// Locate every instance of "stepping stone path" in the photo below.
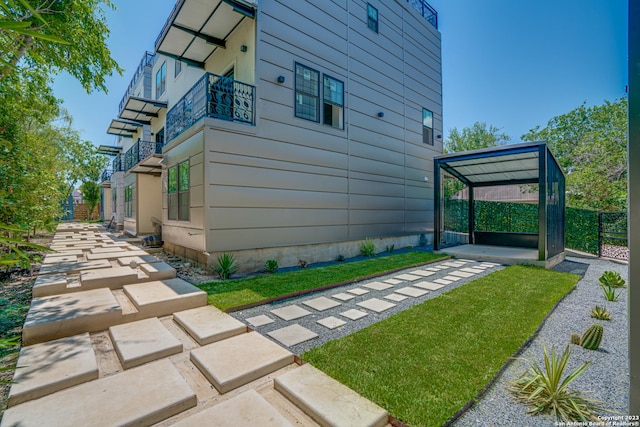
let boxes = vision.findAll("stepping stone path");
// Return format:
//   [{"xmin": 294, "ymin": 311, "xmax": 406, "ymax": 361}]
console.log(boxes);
[{"xmin": 4, "ymin": 223, "xmax": 394, "ymax": 426}]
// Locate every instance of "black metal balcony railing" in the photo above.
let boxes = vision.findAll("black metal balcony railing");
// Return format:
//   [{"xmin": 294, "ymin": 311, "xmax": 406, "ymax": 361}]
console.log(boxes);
[
  {"xmin": 166, "ymin": 72, "xmax": 255, "ymax": 142},
  {"xmin": 407, "ymin": 0, "xmax": 438, "ymax": 29},
  {"xmin": 100, "ymin": 169, "xmax": 113, "ymax": 183},
  {"xmin": 118, "ymin": 52, "xmax": 156, "ymax": 113},
  {"xmin": 124, "ymin": 140, "xmax": 164, "ymax": 171},
  {"xmin": 112, "ymin": 154, "xmax": 124, "ymax": 173}
]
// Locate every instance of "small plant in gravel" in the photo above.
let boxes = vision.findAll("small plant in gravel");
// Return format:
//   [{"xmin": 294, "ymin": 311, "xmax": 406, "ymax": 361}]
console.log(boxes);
[
  {"xmin": 385, "ymin": 244, "xmax": 395, "ymax": 253},
  {"xmin": 264, "ymin": 259, "xmax": 278, "ymax": 274},
  {"xmin": 359, "ymin": 239, "xmax": 376, "ymax": 257},
  {"xmin": 590, "ymin": 306, "xmax": 611, "ymax": 321},
  {"xmin": 569, "ymin": 333, "xmax": 581, "ymax": 346},
  {"xmin": 580, "ymin": 324, "xmax": 604, "ymax": 350},
  {"xmin": 599, "ymin": 270, "xmax": 625, "ymax": 288},
  {"xmin": 509, "ymin": 345, "xmax": 605, "ymax": 421},
  {"xmin": 298, "ymin": 259, "xmax": 308, "ymax": 269},
  {"xmin": 212, "ymin": 253, "xmax": 239, "ymax": 280},
  {"xmin": 600, "ymin": 284, "xmax": 620, "ymax": 302},
  {"xmin": 335, "ymin": 254, "xmax": 345, "ymax": 262}
]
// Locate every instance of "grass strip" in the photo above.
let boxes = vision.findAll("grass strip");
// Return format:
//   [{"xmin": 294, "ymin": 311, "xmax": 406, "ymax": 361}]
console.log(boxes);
[
  {"xmin": 302, "ymin": 265, "xmax": 579, "ymax": 427},
  {"xmin": 199, "ymin": 251, "xmax": 445, "ymax": 311}
]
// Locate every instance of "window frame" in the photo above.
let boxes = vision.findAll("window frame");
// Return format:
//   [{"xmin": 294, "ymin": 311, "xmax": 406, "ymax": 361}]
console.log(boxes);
[
  {"xmin": 322, "ymin": 74, "xmax": 344, "ymax": 129},
  {"xmin": 367, "ymin": 3, "xmax": 379, "ymax": 33},
  {"xmin": 167, "ymin": 160, "xmax": 190, "ymax": 221},
  {"xmin": 174, "ymin": 60, "xmax": 182, "ymax": 78},
  {"xmin": 294, "ymin": 62, "xmax": 320, "ymax": 123},
  {"xmin": 124, "ymin": 185, "xmax": 133, "ymax": 218},
  {"xmin": 422, "ymin": 108, "xmax": 434, "ymax": 145},
  {"xmin": 156, "ymin": 61, "xmax": 166, "ymax": 98}
]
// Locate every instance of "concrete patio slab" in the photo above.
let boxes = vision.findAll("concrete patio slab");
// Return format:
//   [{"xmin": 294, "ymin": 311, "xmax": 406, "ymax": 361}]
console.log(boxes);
[
  {"xmin": 140, "ymin": 261, "xmax": 176, "ymax": 280},
  {"xmin": 442, "ymin": 275, "xmax": 462, "ymax": 281},
  {"xmin": 109, "ymin": 317, "xmax": 182, "ymax": 369},
  {"xmin": 7, "ymin": 333, "xmax": 98, "ymax": 406},
  {"xmin": 347, "ymin": 288, "xmax": 369, "ymax": 296},
  {"xmin": 410, "ymin": 269, "xmax": 436, "ymax": 277},
  {"xmin": 37, "ymin": 260, "xmax": 111, "ymax": 275},
  {"xmin": 270, "ymin": 305, "xmax": 312, "ymax": 321},
  {"xmin": 79, "ymin": 266, "xmax": 139, "ymax": 290},
  {"xmin": 173, "ymin": 306, "xmax": 246, "ymax": 346},
  {"xmin": 317, "ymin": 316, "xmax": 347, "ymax": 329},
  {"xmin": 357, "ymin": 298, "xmax": 396, "ymax": 313},
  {"xmin": 394, "ymin": 287, "xmax": 429, "ymax": 297},
  {"xmin": 460, "ymin": 267, "xmax": 484, "ymax": 274},
  {"xmin": 245, "ymin": 314, "xmax": 275, "ymax": 327},
  {"xmin": 42, "ymin": 255, "xmax": 78, "ymax": 265},
  {"xmin": 413, "ymin": 281, "xmax": 445, "ymax": 291},
  {"xmin": 384, "ymin": 293, "xmax": 408, "ymax": 302},
  {"xmin": 448, "ymin": 270, "xmax": 475, "ymax": 278},
  {"xmin": 302, "ymin": 296, "xmax": 341, "ymax": 312},
  {"xmin": 363, "ymin": 281, "xmax": 393, "ymax": 291},
  {"xmin": 49, "ymin": 249, "xmax": 84, "ymax": 256},
  {"xmin": 171, "ymin": 389, "xmax": 294, "ymax": 427},
  {"xmin": 22, "ymin": 288, "xmax": 122, "ymax": 346},
  {"xmin": 331, "ymin": 292, "xmax": 356, "ymax": 301},
  {"xmin": 123, "ymin": 278, "xmax": 207, "ymax": 318},
  {"xmin": 190, "ymin": 332, "xmax": 294, "ymax": 394},
  {"xmin": 433, "ymin": 278, "xmax": 453, "ymax": 285},
  {"xmin": 116, "ymin": 256, "xmax": 149, "ymax": 267},
  {"xmin": 274, "ymin": 363, "xmax": 388, "ymax": 427},
  {"xmin": 268, "ymin": 324, "xmax": 318, "ymax": 347},
  {"xmin": 85, "ymin": 250, "xmax": 148, "ymax": 261},
  {"xmin": 339, "ymin": 309, "xmax": 368, "ymax": 320},
  {"xmin": 89, "ymin": 246, "xmax": 128, "ymax": 254},
  {"xmin": 32, "ymin": 273, "xmax": 68, "ymax": 297},
  {"xmin": 0, "ymin": 360, "xmax": 196, "ymax": 427},
  {"xmin": 442, "ymin": 262, "xmax": 466, "ymax": 268},
  {"xmin": 394, "ymin": 273, "xmax": 422, "ymax": 281},
  {"xmin": 383, "ymin": 279, "xmax": 402, "ymax": 285}
]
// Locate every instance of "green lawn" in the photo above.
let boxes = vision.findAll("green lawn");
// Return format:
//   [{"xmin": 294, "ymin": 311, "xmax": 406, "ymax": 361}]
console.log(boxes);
[
  {"xmin": 199, "ymin": 251, "xmax": 446, "ymax": 311},
  {"xmin": 303, "ymin": 265, "xmax": 579, "ymax": 427}
]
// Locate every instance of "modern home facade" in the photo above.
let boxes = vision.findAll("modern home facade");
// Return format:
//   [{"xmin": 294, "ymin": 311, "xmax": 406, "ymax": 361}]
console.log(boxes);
[{"xmin": 101, "ymin": 0, "xmax": 443, "ymax": 271}]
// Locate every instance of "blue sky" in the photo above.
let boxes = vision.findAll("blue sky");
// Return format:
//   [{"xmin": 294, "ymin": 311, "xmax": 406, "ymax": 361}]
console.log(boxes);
[{"xmin": 52, "ymin": 0, "xmax": 628, "ymax": 147}]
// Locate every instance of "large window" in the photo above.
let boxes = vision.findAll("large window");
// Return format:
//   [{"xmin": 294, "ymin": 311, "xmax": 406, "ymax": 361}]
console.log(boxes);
[
  {"xmin": 367, "ymin": 4, "xmax": 378, "ymax": 33},
  {"xmin": 124, "ymin": 185, "xmax": 133, "ymax": 218},
  {"xmin": 156, "ymin": 61, "xmax": 166, "ymax": 98},
  {"xmin": 422, "ymin": 108, "xmax": 434, "ymax": 145},
  {"xmin": 295, "ymin": 63, "xmax": 320, "ymax": 122},
  {"xmin": 323, "ymin": 75, "xmax": 344, "ymax": 129},
  {"xmin": 168, "ymin": 160, "xmax": 189, "ymax": 221}
]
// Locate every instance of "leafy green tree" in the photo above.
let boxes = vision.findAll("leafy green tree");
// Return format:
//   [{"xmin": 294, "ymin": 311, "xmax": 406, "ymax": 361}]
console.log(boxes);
[
  {"xmin": 444, "ymin": 122, "xmax": 511, "ymax": 154},
  {"xmin": 522, "ymin": 98, "xmax": 627, "ymax": 211}
]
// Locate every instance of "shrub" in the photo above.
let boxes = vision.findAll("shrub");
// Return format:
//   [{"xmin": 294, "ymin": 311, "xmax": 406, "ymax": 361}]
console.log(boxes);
[
  {"xmin": 509, "ymin": 345, "xmax": 604, "ymax": 421},
  {"xmin": 298, "ymin": 259, "xmax": 308, "ymax": 269},
  {"xmin": 599, "ymin": 271, "xmax": 625, "ymax": 288},
  {"xmin": 386, "ymin": 244, "xmax": 395, "ymax": 253},
  {"xmin": 212, "ymin": 253, "xmax": 239, "ymax": 280},
  {"xmin": 335, "ymin": 254, "xmax": 345, "ymax": 262},
  {"xmin": 581, "ymin": 324, "xmax": 604, "ymax": 350},
  {"xmin": 600, "ymin": 284, "xmax": 620, "ymax": 302},
  {"xmin": 359, "ymin": 239, "xmax": 376, "ymax": 257},
  {"xmin": 264, "ymin": 259, "xmax": 278, "ymax": 274},
  {"xmin": 590, "ymin": 306, "xmax": 611, "ymax": 321},
  {"xmin": 569, "ymin": 333, "xmax": 581, "ymax": 346}
]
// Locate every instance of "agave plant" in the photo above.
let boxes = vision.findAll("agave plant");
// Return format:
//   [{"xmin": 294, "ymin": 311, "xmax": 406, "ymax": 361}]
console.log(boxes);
[
  {"xmin": 264, "ymin": 259, "xmax": 278, "ymax": 274},
  {"xmin": 212, "ymin": 253, "xmax": 239, "ymax": 280},
  {"xmin": 599, "ymin": 271, "xmax": 625, "ymax": 288},
  {"xmin": 600, "ymin": 284, "xmax": 620, "ymax": 302},
  {"xmin": 509, "ymin": 345, "xmax": 606, "ymax": 421},
  {"xmin": 590, "ymin": 306, "xmax": 611, "ymax": 321}
]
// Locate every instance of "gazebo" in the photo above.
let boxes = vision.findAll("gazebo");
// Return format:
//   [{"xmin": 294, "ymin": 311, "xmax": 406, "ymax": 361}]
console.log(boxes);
[{"xmin": 433, "ymin": 141, "xmax": 566, "ymax": 267}]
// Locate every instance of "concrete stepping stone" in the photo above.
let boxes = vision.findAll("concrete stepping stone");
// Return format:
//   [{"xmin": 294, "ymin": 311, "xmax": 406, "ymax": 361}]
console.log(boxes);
[
  {"xmin": 460, "ymin": 267, "xmax": 484, "ymax": 274},
  {"xmin": 172, "ymin": 389, "xmax": 293, "ymax": 427},
  {"xmin": 357, "ymin": 298, "xmax": 395, "ymax": 313},
  {"xmin": 347, "ymin": 288, "xmax": 369, "ymax": 295},
  {"xmin": 275, "ymin": 363, "xmax": 388, "ymax": 427},
  {"xmin": 38, "ymin": 260, "xmax": 111, "ymax": 275},
  {"xmin": 268, "ymin": 324, "xmax": 318, "ymax": 347},
  {"xmin": 340, "ymin": 309, "xmax": 368, "ymax": 320},
  {"xmin": 23, "ymin": 288, "xmax": 122, "ymax": 346},
  {"xmin": 117, "ymin": 255, "xmax": 160, "ymax": 266},
  {"xmin": 363, "ymin": 281, "xmax": 393, "ymax": 291},
  {"xmin": 32, "ymin": 274, "xmax": 68, "ymax": 297},
  {"xmin": 302, "ymin": 296, "xmax": 341, "ymax": 311},
  {"xmin": 7, "ymin": 333, "xmax": 98, "ymax": 406},
  {"xmin": 190, "ymin": 332, "xmax": 294, "ymax": 394},
  {"xmin": 394, "ymin": 273, "xmax": 422, "ymax": 281},
  {"xmin": 449, "ymin": 270, "xmax": 475, "ymax": 278},
  {"xmin": 0, "ymin": 360, "xmax": 196, "ymax": 427},
  {"xmin": 80, "ymin": 266, "xmax": 139, "ymax": 290},
  {"xmin": 384, "ymin": 293, "xmax": 408, "ymax": 302},
  {"xmin": 86, "ymin": 250, "xmax": 148, "ymax": 261},
  {"xmin": 480, "ymin": 263, "xmax": 499, "ymax": 267},
  {"xmin": 173, "ymin": 306, "xmax": 246, "ymax": 345},
  {"xmin": 42, "ymin": 255, "xmax": 78, "ymax": 265},
  {"xmin": 270, "ymin": 305, "xmax": 312, "ymax": 321},
  {"xmin": 434, "ymin": 278, "xmax": 453, "ymax": 285},
  {"xmin": 123, "ymin": 278, "xmax": 207, "ymax": 319},
  {"xmin": 246, "ymin": 314, "xmax": 275, "ymax": 327},
  {"xmin": 49, "ymin": 249, "xmax": 84, "ymax": 256},
  {"xmin": 140, "ymin": 261, "xmax": 176, "ymax": 281},
  {"xmin": 410, "ymin": 270, "xmax": 435, "ymax": 277},
  {"xmin": 413, "ymin": 281, "xmax": 445, "ymax": 291},
  {"xmin": 424, "ymin": 267, "xmax": 441, "ymax": 272},
  {"xmin": 89, "ymin": 246, "xmax": 128, "ymax": 254},
  {"xmin": 395, "ymin": 287, "xmax": 428, "ymax": 298},
  {"xmin": 383, "ymin": 278, "xmax": 402, "ymax": 285},
  {"xmin": 331, "ymin": 292, "xmax": 356, "ymax": 301},
  {"xmin": 109, "ymin": 317, "xmax": 182, "ymax": 369},
  {"xmin": 442, "ymin": 262, "xmax": 465, "ymax": 267},
  {"xmin": 317, "ymin": 316, "xmax": 346, "ymax": 329},
  {"xmin": 442, "ymin": 275, "xmax": 462, "ymax": 281}
]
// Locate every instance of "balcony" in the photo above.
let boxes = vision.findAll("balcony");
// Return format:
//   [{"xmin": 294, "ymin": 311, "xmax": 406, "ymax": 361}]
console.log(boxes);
[
  {"xmin": 118, "ymin": 52, "xmax": 156, "ymax": 113},
  {"xmin": 112, "ymin": 154, "xmax": 124, "ymax": 172},
  {"xmin": 124, "ymin": 140, "xmax": 164, "ymax": 174},
  {"xmin": 100, "ymin": 169, "xmax": 113, "ymax": 187},
  {"xmin": 406, "ymin": 0, "xmax": 438, "ymax": 29},
  {"xmin": 166, "ymin": 72, "xmax": 255, "ymax": 142}
]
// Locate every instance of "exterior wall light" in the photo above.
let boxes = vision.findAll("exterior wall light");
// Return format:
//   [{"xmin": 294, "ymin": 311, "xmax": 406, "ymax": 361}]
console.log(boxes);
[
  {"xmin": 277, "ymin": 76, "xmax": 285, "ymax": 83},
  {"xmin": 377, "ymin": 112, "xmax": 384, "ymax": 118},
  {"xmin": 240, "ymin": 44, "xmax": 248, "ymax": 52}
]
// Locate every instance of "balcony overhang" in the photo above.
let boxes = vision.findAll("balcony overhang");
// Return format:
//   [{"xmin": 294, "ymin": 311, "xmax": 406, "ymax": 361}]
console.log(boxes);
[
  {"xmin": 119, "ymin": 96, "xmax": 167, "ymax": 125},
  {"xmin": 130, "ymin": 155, "xmax": 163, "ymax": 175},
  {"xmin": 155, "ymin": 0, "xmax": 256, "ymax": 68},
  {"xmin": 107, "ymin": 119, "xmax": 142, "ymax": 137},
  {"xmin": 96, "ymin": 145, "xmax": 122, "ymax": 156}
]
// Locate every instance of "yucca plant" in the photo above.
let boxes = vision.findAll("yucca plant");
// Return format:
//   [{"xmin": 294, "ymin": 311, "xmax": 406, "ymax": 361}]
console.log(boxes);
[
  {"xmin": 509, "ymin": 345, "xmax": 605, "ymax": 421},
  {"xmin": 359, "ymin": 239, "xmax": 376, "ymax": 257},
  {"xmin": 590, "ymin": 306, "xmax": 611, "ymax": 321},
  {"xmin": 600, "ymin": 284, "xmax": 620, "ymax": 302},
  {"xmin": 599, "ymin": 271, "xmax": 625, "ymax": 288},
  {"xmin": 212, "ymin": 253, "xmax": 239, "ymax": 280}
]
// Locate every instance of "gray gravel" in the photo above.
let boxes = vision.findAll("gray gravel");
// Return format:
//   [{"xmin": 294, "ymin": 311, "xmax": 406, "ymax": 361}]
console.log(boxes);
[{"xmin": 453, "ymin": 257, "xmax": 629, "ymax": 426}]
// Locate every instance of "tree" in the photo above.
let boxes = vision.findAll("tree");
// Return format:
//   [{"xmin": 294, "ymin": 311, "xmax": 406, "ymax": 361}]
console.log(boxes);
[
  {"xmin": 522, "ymin": 98, "xmax": 627, "ymax": 211},
  {"xmin": 444, "ymin": 122, "xmax": 511, "ymax": 154}
]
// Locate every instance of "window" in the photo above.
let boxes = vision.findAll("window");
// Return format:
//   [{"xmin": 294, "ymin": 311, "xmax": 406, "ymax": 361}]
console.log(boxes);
[
  {"xmin": 168, "ymin": 160, "xmax": 189, "ymax": 221},
  {"xmin": 323, "ymin": 75, "xmax": 344, "ymax": 129},
  {"xmin": 174, "ymin": 60, "xmax": 182, "ymax": 77},
  {"xmin": 124, "ymin": 185, "xmax": 133, "ymax": 218},
  {"xmin": 155, "ymin": 128, "xmax": 165, "ymax": 146},
  {"xmin": 156, "ymin": 61, "xmax": 166, "ymax": 98},
  {"xmin": 295, "ymin": 63, "xmax": 320, "ymax": 122},
  {"xmin": 422, "ymin": 108, "xmax": 434, "ymax": 145},
  {"xmin": 367, "ymin": 4, "xmax": 378, "ymax": 33}
]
